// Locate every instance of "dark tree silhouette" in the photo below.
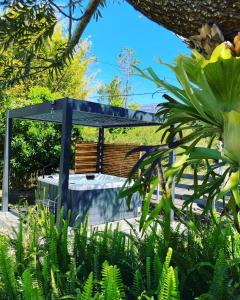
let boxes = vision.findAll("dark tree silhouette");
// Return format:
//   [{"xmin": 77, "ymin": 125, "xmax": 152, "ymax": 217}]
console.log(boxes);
[{"xmin": 127, "ymin": 0, "xmax": 240, "ymax": 41}]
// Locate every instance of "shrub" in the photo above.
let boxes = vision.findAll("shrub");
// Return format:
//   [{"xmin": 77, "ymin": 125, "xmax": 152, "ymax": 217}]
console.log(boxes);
[
  {"xmin": 0, "ymin": 207, "xmax": 180, "ymax": 299},
  {"xmin": 0, "ymin": 206, "xmax": 240, "ymax": 299}
]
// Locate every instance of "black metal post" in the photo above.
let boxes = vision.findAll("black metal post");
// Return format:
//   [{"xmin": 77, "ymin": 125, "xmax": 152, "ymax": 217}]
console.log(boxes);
[
  {"xmin": 2, "ymin": 111, "xmax": 13, "ymax": 212},
  {"xmin": 97, "ymin": 127, "xmax": 104, "ymax": 173},
  {"xmin": 168, "ymin": 125, "xmax": 176, "ymax": 220},
  {"xmin": 56, "ymin": 100, "xmax": 73, "ymax": 227}
]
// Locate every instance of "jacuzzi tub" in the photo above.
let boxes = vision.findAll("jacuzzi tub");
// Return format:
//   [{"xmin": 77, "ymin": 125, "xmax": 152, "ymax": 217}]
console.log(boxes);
[{"xmin": 37, "ymin": 173, "xmax": 141, "ymax": 225}]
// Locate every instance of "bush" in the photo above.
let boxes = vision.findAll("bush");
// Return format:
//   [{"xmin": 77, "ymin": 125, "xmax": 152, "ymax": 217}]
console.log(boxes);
[
  {"xmin": 0, "ymin": 207, "xmax": 180, "ymax": 299},
  {"xmin": 0, "ymin": 207, "xmax": 240, "ymax": 299}
]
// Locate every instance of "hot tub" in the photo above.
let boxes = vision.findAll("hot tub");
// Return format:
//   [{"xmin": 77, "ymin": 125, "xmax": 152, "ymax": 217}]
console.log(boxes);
[{"xmin": 37, "ymin": 173, "xmax": 141, "ymax": 225}]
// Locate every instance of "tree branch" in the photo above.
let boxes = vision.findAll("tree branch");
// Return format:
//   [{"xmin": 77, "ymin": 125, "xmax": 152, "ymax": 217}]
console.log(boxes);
[
  {"xmin": 49, "ymin": 0, "xmax": 84, "ymax": 21},
  {"xmin": 68, "ymin": 0, "xmax": 73, "ymax": 41},
  {"xmin": 64, "ymin": 0, "xmax": 102, "ymax": 58}
]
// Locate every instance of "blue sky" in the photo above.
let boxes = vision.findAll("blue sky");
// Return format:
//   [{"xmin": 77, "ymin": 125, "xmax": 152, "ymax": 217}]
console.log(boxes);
[{"xmin": 83, "ymin": 1, "xmax": 190, "ymax": 105}]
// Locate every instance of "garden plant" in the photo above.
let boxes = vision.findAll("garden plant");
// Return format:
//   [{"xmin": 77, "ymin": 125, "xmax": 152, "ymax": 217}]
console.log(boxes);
[
  {"xmin": 122, "ymin": 40, "xmax": 240, "ymax": 234},
  {"xmin": 2, "ymin": 1, "xmax": 240, "ymax": 300},
  {"xmin": 0, "ymin": 206, "xmax": 240, "ymax": 299}
]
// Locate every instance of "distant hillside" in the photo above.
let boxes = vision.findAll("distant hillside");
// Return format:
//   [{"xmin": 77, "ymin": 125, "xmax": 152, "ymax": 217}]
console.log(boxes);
[{"xmin": 139, "ymin": 104, "xmax": 158, "ymax": 113}]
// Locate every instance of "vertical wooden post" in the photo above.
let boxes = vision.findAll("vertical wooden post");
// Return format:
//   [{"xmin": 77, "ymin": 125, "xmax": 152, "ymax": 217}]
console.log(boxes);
[
  {"xmin": 97, "ymin": 127, "xmax": 104, "ymax": 173},
  {"xmin": 56, "ymin": 100, "xmax": 73, "ymax": 227},
  {"xmin": 2, "ymin": 111, "xmax": 13, "ymax": 212}
]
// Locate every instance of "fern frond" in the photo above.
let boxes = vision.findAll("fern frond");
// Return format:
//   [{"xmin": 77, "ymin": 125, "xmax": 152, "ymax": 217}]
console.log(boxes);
[
  {"xmin": 22, "ymin": 268, "xmax": 44, "ymax": 300},
  {"xmin": 42, "ymin": 255, "xmax": 50, "ymax": 297},
  {"xmin": 208, "ymin": 249, "xmax": 228, "ymax": 298},
  {"xmin": 132, "ymin": 269, "xmax": 143, "ymax": 297},
  {"xmin": 22, "ymin": 268, "xmax": 33, "ymax": 300},
  {"xmin": 158, "ymin": 248, "xmax": 173, "ymax": 294},
  {"xmin": 50, "ymin": 269, "xmax": 60, "ymax": 299},
  {"xmin": 49, "ymin": 232, "xmax": 58, "ymax": 268},
  {"xmin": 0, "ymin": 242, "xmax": 18, "ymax": 299},
  {"xmin": 81, "ymin": 272, "xmax": 93, "ymax": 300},
  {"xmin": 101, "ymin": 261, "xmax": 124, "ymax": 300},
  {"xmin": 146, "ymin": 256, "xmax": 151, "ymax": 292},
  {"xmin": 158, "ymin": 266, "xmax": 180, "ymax": 300},
  {"xmin": 170, "ymin": 268, "xmax": 180, "ymax": 300}
]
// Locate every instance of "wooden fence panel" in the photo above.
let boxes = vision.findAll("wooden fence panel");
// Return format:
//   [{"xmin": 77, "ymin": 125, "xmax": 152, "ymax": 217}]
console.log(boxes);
[
  {"xmin": 75, "ymin": 143, "xmax": 98, "ymax": 174},
  {"xmin": 103, "ymin": 144, "xmax": 140, "ymax": 178},
  {"xmin": 75, "ymin": 143, "xmax": 140, "ymax": 177}
]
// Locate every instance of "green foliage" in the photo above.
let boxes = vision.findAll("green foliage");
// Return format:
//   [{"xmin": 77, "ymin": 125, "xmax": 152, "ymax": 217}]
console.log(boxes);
[
  {"xmin": 158, "ymin": 248, "xmax": 180, "ymax": 300},
  {"xmin": 98, "ymin": 76, "xmax": 125, "ymax": 107},
  {"xmin": 0, "ymin": 1, "xmax": 104, "ymax": 86},
  {"xmin": 101, "ymin": 261, "xmax": 125, "ymax": 299},
  {"xmin": 0, "ymin": 87, "xmax": 62, "ymax": 187},
  {"xmin": 15, "ymin": 220, "xmax": 24, "ymax": 275},
  {"xmin": 124, "ymin": 44, "xmax": 240, "ymax": 232},
  {"xmin": 98, "ymin": 74, "xmax": 139, "ymax": 139},
  {"xmin": 104, "ymin": 126, "xmax": 163, "ymax": 145},
  {"xmin": 208, "ymin": 250, "xmax": 228, "ymax": 299},
  {"xmin": 0, "ymin": 239, "xmax": 18, "ymax": 299},
  {"xmin": 22, "ymin": 268, "xmax": 44, "ymax": 300},
  {"xmin": 28, "ymin": 86, "xmax": 61, "ymax": 104},
  {"xmin": 81, "ymin": 272, "xmax": 93, "ymax": 300},
  {"xmin": 0, "ymin": 206, "xmax": 239, "ymax": 299},
  {"xmin": 0, "ymin": 27, "xmax": 97, "ymax": 188}
]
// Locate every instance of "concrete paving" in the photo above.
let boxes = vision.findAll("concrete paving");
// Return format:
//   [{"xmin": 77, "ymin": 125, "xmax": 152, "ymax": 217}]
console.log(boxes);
[{"xmin": 0, "ymin": 212, "xmax": 19, "ymax": 236}]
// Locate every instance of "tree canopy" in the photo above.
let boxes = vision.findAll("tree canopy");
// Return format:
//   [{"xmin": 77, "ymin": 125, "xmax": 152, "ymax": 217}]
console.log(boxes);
[
  {"xmin": 0, "ymin": 28, "xmax": 96, "ymax": 186},
  {"xmin": 1, "ymin": 0, "xmax": 239, "ymax": 85}
]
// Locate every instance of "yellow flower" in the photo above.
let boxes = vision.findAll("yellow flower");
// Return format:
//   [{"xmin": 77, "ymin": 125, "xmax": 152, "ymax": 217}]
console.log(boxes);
[{"xmin": 192, "ymin": 43, "xmax": 233, "ymax": 67}]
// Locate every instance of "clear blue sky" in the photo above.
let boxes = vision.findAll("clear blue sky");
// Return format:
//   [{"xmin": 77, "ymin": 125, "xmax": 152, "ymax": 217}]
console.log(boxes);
[{"xmin": 83, "ymin": 1, "xmax": 190, "ymax": 105}]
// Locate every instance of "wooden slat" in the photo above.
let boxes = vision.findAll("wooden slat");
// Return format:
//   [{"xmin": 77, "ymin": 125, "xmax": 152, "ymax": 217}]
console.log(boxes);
[
  {"xmin": 75, "ymin": 157, "xmax": 96, "ymax": 161},
  {"xmin": 76, "ymin": 155, "xmax": 96, "ymax": 160},
  {"xmin": 76, "ymin": 143, "xmax": 97, "ymax": 146},
  {"xmin": 76, "ymin": 150, "xmax": 97, "ymax": 154},
  {"xmin": 75, "ymin": 168, "xmax": 97, "ymax": 172},
  {"xmin": 75, "ymin": 162, "xmax": 97, "ymax": 166}
]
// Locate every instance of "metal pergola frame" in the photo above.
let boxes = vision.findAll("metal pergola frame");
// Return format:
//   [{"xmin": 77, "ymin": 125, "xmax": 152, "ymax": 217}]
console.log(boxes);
[{"xmin": 2, "ymin": 98, "xmax": 162, "ymax": 225}]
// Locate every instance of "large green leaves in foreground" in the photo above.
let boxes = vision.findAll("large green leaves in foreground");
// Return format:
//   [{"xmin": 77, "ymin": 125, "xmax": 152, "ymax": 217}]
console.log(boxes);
[{"xmin": 124, "ymin": 43, "xmax": 240, "ymax": 231}]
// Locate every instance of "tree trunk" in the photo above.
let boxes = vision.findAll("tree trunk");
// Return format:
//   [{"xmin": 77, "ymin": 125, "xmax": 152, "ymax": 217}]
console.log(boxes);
[{"xmin": 127, "ymin": 0, "xmax": 240, "ymax": 41}]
